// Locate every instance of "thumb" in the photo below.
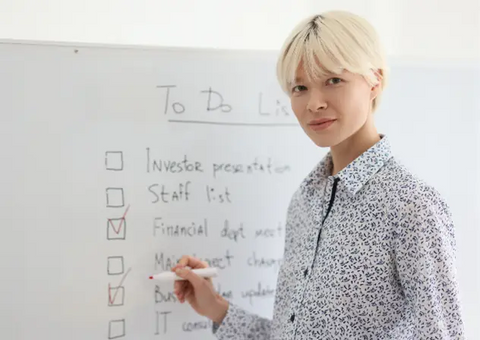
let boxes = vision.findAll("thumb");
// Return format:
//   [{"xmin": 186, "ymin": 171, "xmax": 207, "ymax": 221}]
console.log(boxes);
[{"xmin": 176, "ymin": 268, "xmax": 204, "ymax": 289}]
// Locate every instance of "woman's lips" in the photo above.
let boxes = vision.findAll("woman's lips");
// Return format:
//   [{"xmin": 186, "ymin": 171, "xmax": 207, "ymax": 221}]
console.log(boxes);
[{"xmin": 309, "ymin": 119, "xmax": 336, "ymax": 131}]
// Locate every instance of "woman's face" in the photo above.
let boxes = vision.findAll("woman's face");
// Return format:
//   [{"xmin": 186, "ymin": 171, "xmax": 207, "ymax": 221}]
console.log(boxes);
[{"xmin": 289, "ymin": 65, "xmax": 380, "ymax": 148}]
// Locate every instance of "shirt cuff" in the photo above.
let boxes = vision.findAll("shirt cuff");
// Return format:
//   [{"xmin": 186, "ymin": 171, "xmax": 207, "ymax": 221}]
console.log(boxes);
[{"xmin": 212, "ymin": 302, "xmax": 243, "ymax": 338}]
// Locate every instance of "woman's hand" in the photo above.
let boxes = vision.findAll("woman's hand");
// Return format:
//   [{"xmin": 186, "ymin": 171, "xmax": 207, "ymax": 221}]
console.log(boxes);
[{"xmin": 171, "ymin": 255, "xmax": 229, "ymax": 324}]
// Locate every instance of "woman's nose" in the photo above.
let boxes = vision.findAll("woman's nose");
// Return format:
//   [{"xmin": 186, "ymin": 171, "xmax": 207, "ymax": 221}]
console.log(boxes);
[{"xmin": 307, "ymin": 92, "xmax": 327, "ymax": 112}]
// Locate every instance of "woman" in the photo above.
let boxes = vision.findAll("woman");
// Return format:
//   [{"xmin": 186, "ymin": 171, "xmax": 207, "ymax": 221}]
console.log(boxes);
[{"xmin": 172, "ymin": 10, "xmax": 465, "ymax": 339}]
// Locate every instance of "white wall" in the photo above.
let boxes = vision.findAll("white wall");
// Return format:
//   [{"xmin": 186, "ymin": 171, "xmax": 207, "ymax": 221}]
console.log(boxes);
[
  {"xmin": 0, "ymin": 0, "xmax": 310, "ymax": 50},
  {"xmin": 1, "ymin": 0, "xmax": 479, "ymax": 60},
  {"xmin": 309, "ymin": 0, "xmax": 480, "ymax": 61}
]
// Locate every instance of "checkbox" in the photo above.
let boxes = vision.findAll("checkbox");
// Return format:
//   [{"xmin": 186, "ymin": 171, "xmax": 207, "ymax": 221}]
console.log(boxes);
[
  {"xmin": 107, "ymin": 256, "xmax": 124, "ymax": 275},
  {"xmin": 108, "ymin": 285, "xmax": 125, "ymax": 306},
  {"xmin": 107, "ymin": 218, "xmax": 126, "ymax": 240},
  {"xmin": 108, "ymin": 319, "xmax": 125, "ymax": 339},
  {"xmin": 105, "ymin": 151, "xmax": 124, "ymax": 171},
  {"xmin": 106, "ymin": 188, "xmax": 124, "ymax": 208}
]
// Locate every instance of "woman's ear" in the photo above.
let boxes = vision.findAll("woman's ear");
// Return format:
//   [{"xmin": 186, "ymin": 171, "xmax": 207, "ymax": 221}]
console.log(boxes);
[
  {"xmin": 373, "ymin": 69, "xmax": 383, "ymax": 87},
  {"xmin": 370, "ymin": 69, "xmax": 383, "ymax": 100}
]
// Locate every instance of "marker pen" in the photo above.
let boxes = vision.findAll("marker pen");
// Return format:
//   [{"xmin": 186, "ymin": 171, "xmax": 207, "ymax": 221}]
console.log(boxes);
[{"xmin": 149, "ymin": 267, "xmax": 219, "ymax": 281}]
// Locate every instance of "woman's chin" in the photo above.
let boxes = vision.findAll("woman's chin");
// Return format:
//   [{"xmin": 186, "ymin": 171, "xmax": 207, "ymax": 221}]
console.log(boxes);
[{"xmin": 308, "ymin": 134, "xmax": 336, "ymax": 148}]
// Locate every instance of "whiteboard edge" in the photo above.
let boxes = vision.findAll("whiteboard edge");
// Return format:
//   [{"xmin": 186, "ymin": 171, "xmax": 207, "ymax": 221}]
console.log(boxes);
[{"xmin": 0, "ymin": 38, "xmax": 478, "ymax": 69}]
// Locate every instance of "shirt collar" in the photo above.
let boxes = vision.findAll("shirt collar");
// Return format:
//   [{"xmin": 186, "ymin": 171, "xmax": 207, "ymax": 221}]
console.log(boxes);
[{"xmin": 302, "ymin": 134, "xmax": 393, "ymax": 196}]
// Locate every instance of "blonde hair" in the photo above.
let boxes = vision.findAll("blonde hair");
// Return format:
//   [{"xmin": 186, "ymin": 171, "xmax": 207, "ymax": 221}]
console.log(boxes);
[{"xmin": 276, "ymin": 10, "xmax": 388, "ymax": 113}]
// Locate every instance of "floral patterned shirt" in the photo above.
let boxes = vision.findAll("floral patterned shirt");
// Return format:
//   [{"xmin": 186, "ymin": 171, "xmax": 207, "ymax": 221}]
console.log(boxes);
[{"xmin": 213, "ymin": 134, "xmax": 464, "ymax": 339}]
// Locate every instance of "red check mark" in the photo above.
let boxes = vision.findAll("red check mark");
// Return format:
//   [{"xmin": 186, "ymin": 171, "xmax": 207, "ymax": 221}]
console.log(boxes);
[
  {"xmin": 108, "ymin": 267, "xmax": 131, "ymax": 305},
  {"xmin": 108, "ymin": 284, "xmax": 122, "ymax": 305},
  {"xmin": 108, "ymin": 205, "xmax": 130, "ymax": 235}
]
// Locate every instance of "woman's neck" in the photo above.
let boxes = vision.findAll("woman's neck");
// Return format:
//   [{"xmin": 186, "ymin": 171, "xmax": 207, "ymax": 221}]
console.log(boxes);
[{"xmin": 330, "ymin": 119, "xmax": 380, "ymax": 176}]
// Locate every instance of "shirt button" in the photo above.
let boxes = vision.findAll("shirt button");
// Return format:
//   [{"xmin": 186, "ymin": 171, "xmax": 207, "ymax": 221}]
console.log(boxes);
[
  {"xmin": 304, "ymin": 268, "xmax": 309, "ymax": 277},
  {"xmin": 290, "ymin": 313, "xmax": 295, "ymax": 322}
]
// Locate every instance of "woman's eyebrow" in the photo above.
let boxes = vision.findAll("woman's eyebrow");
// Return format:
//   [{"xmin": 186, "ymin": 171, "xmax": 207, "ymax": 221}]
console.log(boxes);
[{"xmin": 324, "ymin": 71, "xmax": 339, "ymax": 77}]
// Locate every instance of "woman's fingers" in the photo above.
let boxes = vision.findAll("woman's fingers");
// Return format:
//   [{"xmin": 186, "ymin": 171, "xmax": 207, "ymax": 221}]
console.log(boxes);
[
  {"xmin": 179, "ymin": 284, "xmax": 192, "ymax": 303},
  {"xmin": 173, "ymin": 274, "xmax": 187, "ymax": 290},
  {"xmin": 174, "ymin": 282, "xmax": 192, "ymax": 303},
  {"xmin": 175, "ymin": 281, "xmax": 189, "ymax": 298},
  {"xmin": 177, "ymin": 255, "xmax": 209, "ymax": 269},
  {"xmin": 172, "ymin": 255, "xmax": 208, "ymax": 301},
  {"xmin": 184, "ymin": 288, "xmax": 193, "ymax": 304},
  {"xmin": 172, "ymin": 256, "xmax": 209, "ymax": 292},
  {"xmin": 179, "ymin": 281, "xmax": 189, "ymax": 297},
  {"xmin": 175, "ymin": 267, "xmax": 205, "ymax": 290}
]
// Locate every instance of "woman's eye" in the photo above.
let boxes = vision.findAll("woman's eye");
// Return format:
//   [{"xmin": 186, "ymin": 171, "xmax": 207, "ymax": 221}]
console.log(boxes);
[
  {"xmin": 292, "ymin": 85, "xmax": 307, "ymax": 93},
  {"xmin": 327, "ymin": 78, "xmax": 343, "ymax": 85}
]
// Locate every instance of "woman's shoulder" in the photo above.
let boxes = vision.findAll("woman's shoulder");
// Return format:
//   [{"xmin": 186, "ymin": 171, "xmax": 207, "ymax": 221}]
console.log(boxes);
[
  {"xmin": 379, "ymin": 157, "xmax": 452, "ymax": 217},
  {"xmin": 381, "ymin": 159, "xmax": 456, "ymax": 248}
]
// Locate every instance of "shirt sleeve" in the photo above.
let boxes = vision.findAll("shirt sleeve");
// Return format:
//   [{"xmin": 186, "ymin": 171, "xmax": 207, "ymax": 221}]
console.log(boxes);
[
  {"xmin": 394, "ymin": 186, "xmax": 465, "ymax": 339},
  {"xmin": 212, "ymin": 302, "xmax": 272, "ymax": 340},
  {"xmin": 212, "ymin": 190, "xmax": 300, "ymax": 339}
]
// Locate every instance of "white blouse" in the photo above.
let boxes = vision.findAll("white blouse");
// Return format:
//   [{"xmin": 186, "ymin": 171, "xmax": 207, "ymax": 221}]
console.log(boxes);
[{"xmin": 213, "ymin": 134, "xmax": 464, "ymax": 339}]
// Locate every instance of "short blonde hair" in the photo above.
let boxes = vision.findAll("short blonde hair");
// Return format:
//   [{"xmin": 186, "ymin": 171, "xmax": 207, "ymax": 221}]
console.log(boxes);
[{"xmin": 276, "ymin": 10, "xmax": 388, "ymax": 113}]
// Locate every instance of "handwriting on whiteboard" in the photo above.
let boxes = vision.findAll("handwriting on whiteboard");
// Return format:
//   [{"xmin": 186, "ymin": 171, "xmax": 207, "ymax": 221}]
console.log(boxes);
[
  {"xmin": 157, "ymin": 85, "xmax": 296, "ymax": 127},
  {"xmin": 104, "ymin": 143, "xmax": 289, "ymax": 337}
]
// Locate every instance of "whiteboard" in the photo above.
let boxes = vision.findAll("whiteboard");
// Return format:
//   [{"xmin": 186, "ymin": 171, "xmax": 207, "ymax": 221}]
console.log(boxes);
[
  {"xmin": 0, "ymin": 41, "xmax": 322, "ymax": 340},
  {"xmin": 0, "ymin": 41, "xmax": 478, "ymax": 339}
]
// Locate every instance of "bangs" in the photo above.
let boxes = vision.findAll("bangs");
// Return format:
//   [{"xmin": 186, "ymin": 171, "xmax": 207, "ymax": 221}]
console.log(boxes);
[
  {"xmin": 277, "ymin": 13, "xmax": 378, "ymax": 93},
  {"xmin": 285, "ymin": 32, "xmax": 345, "ymax": 88}
]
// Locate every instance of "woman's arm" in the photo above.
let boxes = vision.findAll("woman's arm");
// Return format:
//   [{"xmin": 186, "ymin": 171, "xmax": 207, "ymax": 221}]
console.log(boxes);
[
  {"xmin": 212, "ymin": 190, "xmax": 299, "ymax": 340},
  {"xmin": 394, "ymin": 185, "xmax": 465, "ymax": 339}
]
